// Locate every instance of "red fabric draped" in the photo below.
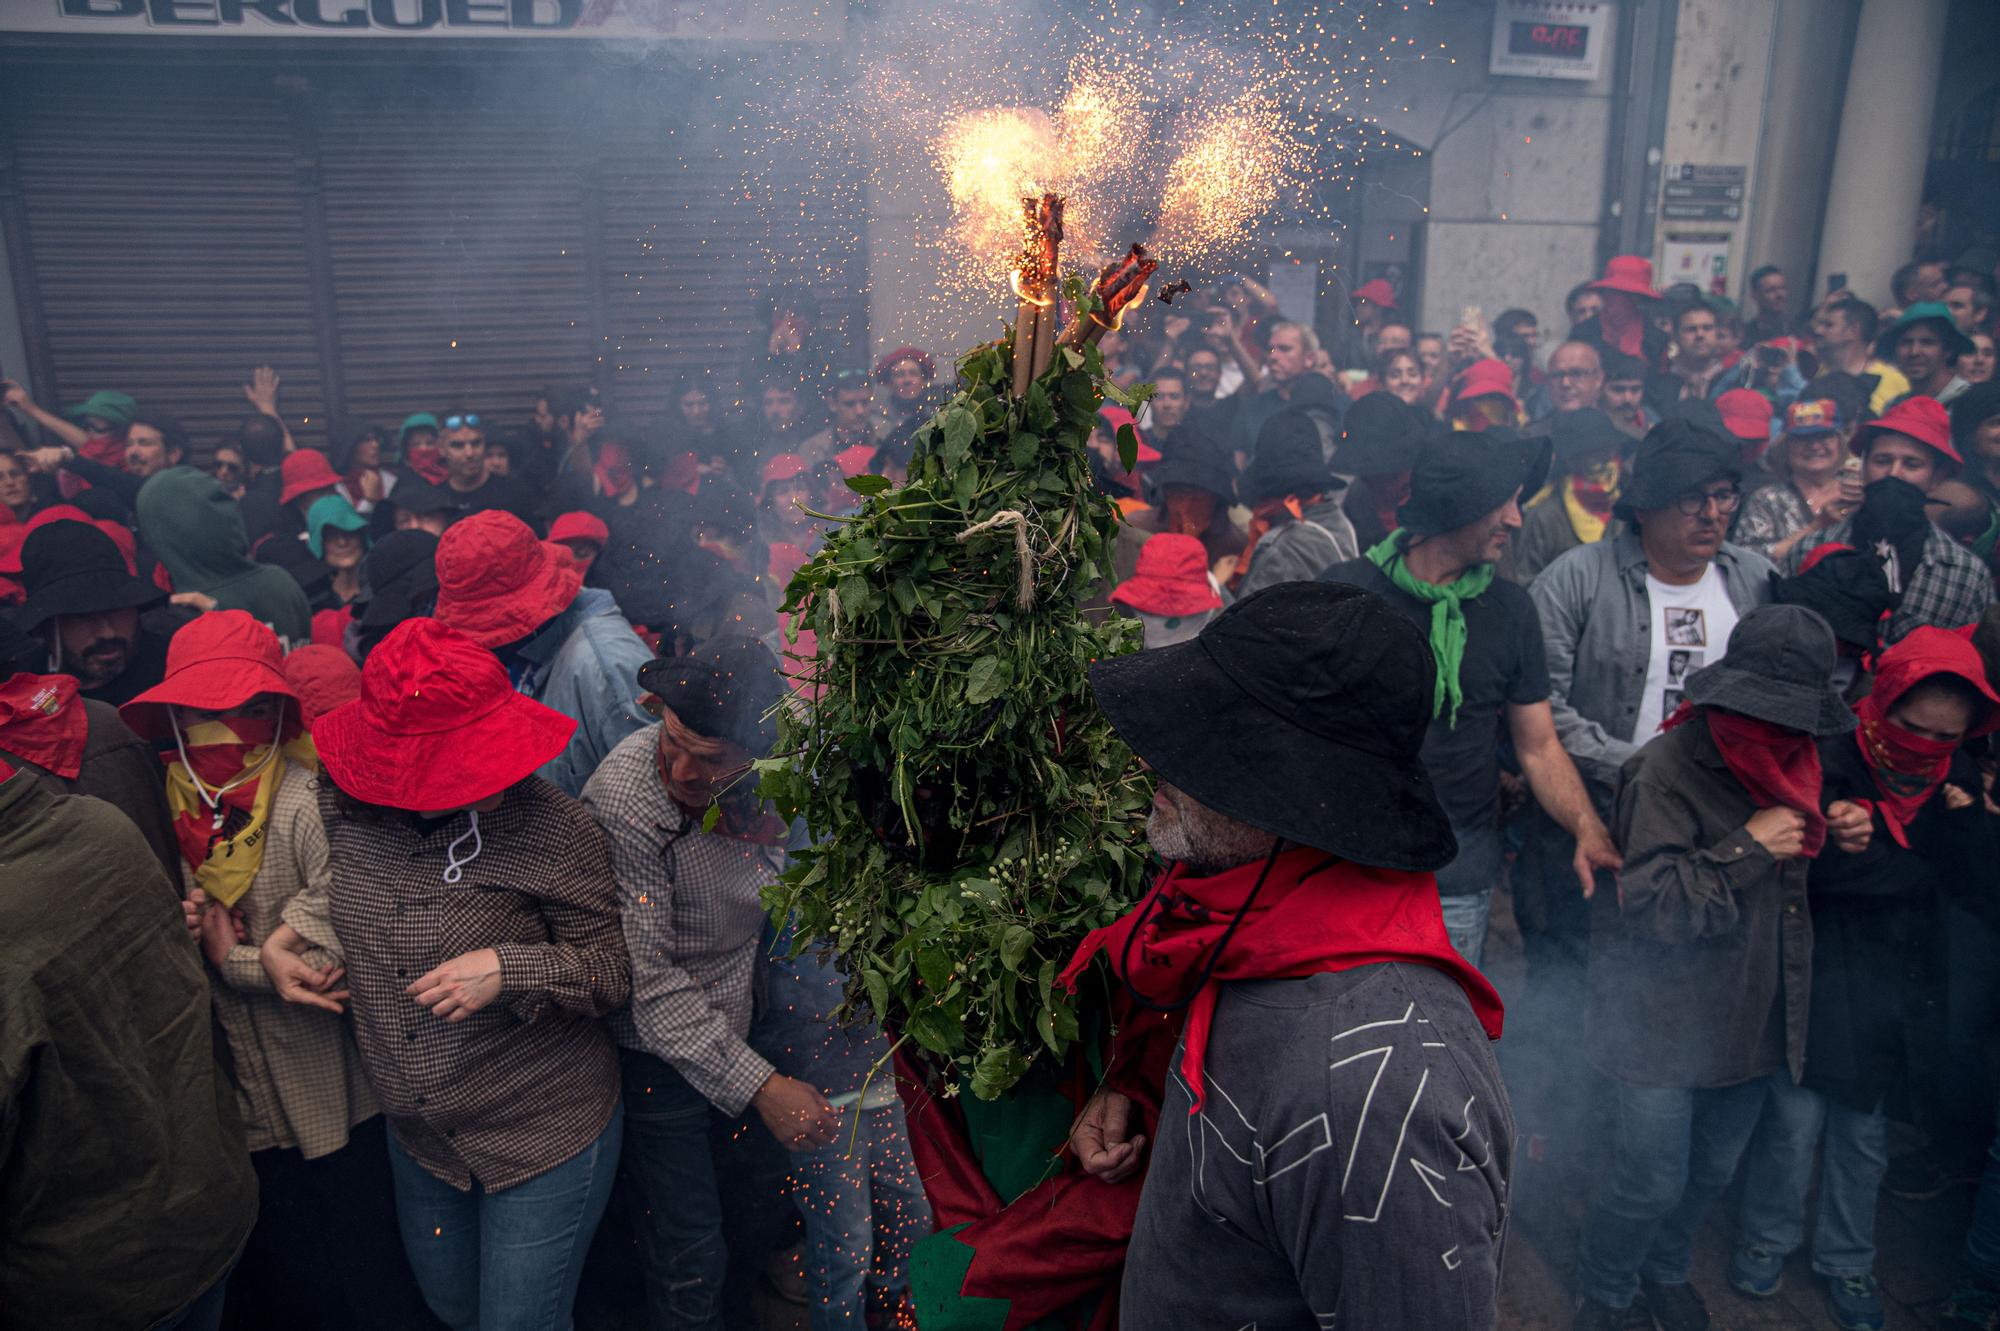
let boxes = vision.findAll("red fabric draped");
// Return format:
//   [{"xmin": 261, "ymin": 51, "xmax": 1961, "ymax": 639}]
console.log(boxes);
[
  {"xmin": 0, "ymin": 672, "xmax": 86, "ymax": 779},
  {"xmin": 1061, "ymin": 846, "xmax": 1503, "ymax": 1113},
  {"xmin": 1665, "ymin": 704, "xmax": 1828, "ymax": 856}
]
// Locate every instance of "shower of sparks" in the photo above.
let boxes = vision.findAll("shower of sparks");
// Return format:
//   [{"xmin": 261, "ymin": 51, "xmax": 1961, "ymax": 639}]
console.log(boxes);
[{"xmin": 602, "ymin": 0, "xmax": 1440, "ymax": 390}]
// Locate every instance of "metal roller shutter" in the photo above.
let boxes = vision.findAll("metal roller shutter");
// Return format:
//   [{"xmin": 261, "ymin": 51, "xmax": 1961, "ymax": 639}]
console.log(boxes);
[
  {"xmin": 317, "ymin": 74, "xmax": 597, "ymax": 432},
  {"xmin": 2, "ymin": 64, "xmax": 331, "ymax": 449}
]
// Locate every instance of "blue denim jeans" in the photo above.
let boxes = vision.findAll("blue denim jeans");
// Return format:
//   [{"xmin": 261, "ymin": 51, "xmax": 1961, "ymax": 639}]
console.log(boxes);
[
  {"xmin": 386, "ymin": 1104, "xmax": 623, "ymax": 1331},
  {"xmin": 1437, "ymin": 820, "xmax": 1504, "ymax": 969},
  {"xmin": 1735, "ymin": 1080, "xmax": 1887, "ymax": 1278},
  {"xmin": 792, "ymin": 1103, "xmax": 931, "ymax": 1330},
  {"xmin": 1576, "ymin": 1074, "xmax": 1776, "ymax": 1308}
]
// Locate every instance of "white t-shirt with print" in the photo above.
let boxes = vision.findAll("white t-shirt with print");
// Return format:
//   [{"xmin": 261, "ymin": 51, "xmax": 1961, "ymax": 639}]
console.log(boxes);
[{"xmin": 1631, "ymin": 563, "xmax": 1739, "ymax": 743}]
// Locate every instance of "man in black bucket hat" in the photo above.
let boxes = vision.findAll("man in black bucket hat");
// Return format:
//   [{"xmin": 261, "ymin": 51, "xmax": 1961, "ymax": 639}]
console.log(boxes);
[
  {"xmin": 1059, "ymin": 581, "xmax": 1516, "ymax": 1330},
  {"xmin": 13, "ymin": 517, "xmax": 177, "ymax": 706},
  {"xmin": 1231, "ymin": 409, "xmax": 1356, "ymax": 597},
  {"xmin": 1575, "ymin": 605, "xmax": 1853, "ymax": 1331},
  {"xmin": 1325, "ymin": 427, "xmax": 1620, "ymax": 967}
]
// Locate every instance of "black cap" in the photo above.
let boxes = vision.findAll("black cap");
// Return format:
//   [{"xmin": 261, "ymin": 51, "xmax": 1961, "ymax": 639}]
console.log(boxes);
[
  {"xmin": 1684, "ymin": 604, "xmax": 1854, "ymax": 736},
  {"xmin": 1335, "ymin": 391, "xmax": 1431, "ymax": 475},
  {"xmin": 637, "ymin": 631, "xmax": 786, "ymax": 755},
  {"xmin": 14, "ymin": 520, "xmax": 167, "ymax": 630},
  {"xmin": 1615, "ymin": 420, "xmax": 1742, "ymax": 518},
  {"xmin": 1244, "ymin": 409, "xmax": 1344, "ymax": 501},
  {"xmin": 1547, "ymin": 407, "xmax": 1629, "ymax": 463}
]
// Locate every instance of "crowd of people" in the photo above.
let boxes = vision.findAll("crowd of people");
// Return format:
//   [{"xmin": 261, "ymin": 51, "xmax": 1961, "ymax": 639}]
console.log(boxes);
[{"xmin": 8, "ymin": 241, "xmax": 2000, "ymax": 1331}]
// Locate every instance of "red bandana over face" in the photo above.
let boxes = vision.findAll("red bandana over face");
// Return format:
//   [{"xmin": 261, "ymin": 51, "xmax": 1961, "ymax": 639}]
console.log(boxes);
[{"xmin": 1062, "ymin": 845, "xmax": 1503, "ymax": 1112}]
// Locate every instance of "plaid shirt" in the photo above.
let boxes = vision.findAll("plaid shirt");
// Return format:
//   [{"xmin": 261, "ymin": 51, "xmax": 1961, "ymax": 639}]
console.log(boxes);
[
  {"xmin": 283, "ymin": 777, "xmax": 630, "ymax": 1191},
  {"xmin": 580, "ymin": 725, "xmax": 784, "ymax": 1115},
  {"xmin": 1793, "ymin": 517, "xmax": 1996, "ymax": 644}
]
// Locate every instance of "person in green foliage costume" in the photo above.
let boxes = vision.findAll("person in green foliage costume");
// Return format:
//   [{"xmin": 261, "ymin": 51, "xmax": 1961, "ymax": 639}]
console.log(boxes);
[{"xmin": 762, "ymin": 271, "xmax": 1180, "ymax": 1329}]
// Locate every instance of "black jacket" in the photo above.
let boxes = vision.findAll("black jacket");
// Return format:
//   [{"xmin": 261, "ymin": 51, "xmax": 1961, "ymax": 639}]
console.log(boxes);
[
  {"xmin": 1591, "ymin": 715, "xmax": 1812, "ymax": 1088},
  {"xmin": 1802, "ymin": 732, "xmax": 1999, "ymax": 1114}
]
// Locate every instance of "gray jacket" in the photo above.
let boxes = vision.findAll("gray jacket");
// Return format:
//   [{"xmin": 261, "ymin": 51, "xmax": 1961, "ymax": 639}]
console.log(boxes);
[
  {"xmin": 1529, "ymin": 529, "xmax": 1774, "ymax": 800},
  {"xmin": 1236, "ymin": 498, "xmax": 1358, "ymax": 598}
]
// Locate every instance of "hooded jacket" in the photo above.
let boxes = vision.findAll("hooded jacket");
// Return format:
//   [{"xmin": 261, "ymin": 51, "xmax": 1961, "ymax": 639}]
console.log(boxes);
[{"xmin": 136, "ymin": 466, "xmax": 312, "ymax": 648}]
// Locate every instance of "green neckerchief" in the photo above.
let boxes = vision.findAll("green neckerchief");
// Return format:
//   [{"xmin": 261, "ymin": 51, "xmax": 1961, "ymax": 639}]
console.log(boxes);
[{"xmin": 1364, "ymin": 529, "xmax": 1494, "ymax": 726}]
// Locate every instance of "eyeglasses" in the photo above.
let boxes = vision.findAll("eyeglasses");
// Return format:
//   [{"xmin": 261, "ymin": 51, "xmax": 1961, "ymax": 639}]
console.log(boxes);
[
  {"xmin": 442, "ymin": 414, "xmax": 482, "ymax": 430},
  {"xmin": 1674, "ymin": 486, "xmax": 1742, "ymax": 517}
]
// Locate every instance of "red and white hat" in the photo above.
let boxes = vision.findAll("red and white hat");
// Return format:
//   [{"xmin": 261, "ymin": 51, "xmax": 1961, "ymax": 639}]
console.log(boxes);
[
  {"xmin": 314, "ymin": 618, "xmax": 575, "ymax": 811},
  {"xmin": 433, "ymin": 510, "xmax": 582, "ymax": 648}
]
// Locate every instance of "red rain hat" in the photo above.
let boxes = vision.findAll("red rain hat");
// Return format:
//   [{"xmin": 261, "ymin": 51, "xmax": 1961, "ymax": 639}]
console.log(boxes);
[
  {"xmin": 1588, "ymin": 255, "xmax": 1661, "ymax": 299},
  {"xmin": 1110, "ymin": 533, "xmax": 1224, "ymax": 618},
  {"xmin": 834, "ymin": 443, "xmax": 878, "ymax": 477},
  {"xmin": 282, "ymin": 643, "xmax": 362, "ymax": 731},
  {"xmin": 1098, "ymin": 407, "xmax": 1163, "ymax": 466},
  {"xmin": 1851, "ymin": 395, "xmax": 1962, "ymax": 467},
  {"xmin": 547, "ymin": 511, "xmax": 611, "ymax": 548},
  {"xmin": 1351, "ymin": 279, "xmax": 1399, "ymax": 309},
  {"xmin": 1449, "ymin": 358, "xmax": 1521, "ymax": 409},
  {"xmin": 314, "ymin": 618, "xmax": 576, "ymax": 811},
  {"xmin": 433, "ymin": 509, "xmax": 582, "ymax": 648},
  {"xmin": 761, "ymin": 453, "xmax": 811, "ymax": 489},
  {"xmin": 873, "ymin": 346, "xmax": 936, "ymax": 382},
  {"xmin": 1716, "ymin": 389, "xmax": 1773, "ymax": 444},
  {"xmin": 279, "ymin": 448, "xmax": 345, "ymax": 506},
  {"xmin": 119, "ymin": 609, "xmax": 299, "ymax": 742}
]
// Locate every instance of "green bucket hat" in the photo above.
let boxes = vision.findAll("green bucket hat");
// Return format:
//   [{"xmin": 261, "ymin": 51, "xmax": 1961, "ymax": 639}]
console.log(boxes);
[
  {"xmin": 64, "ymin": 389, "xmax": 138, "ymax": 428},
  {"xmin": 1877, "ymin": 301, "xmax": 1974, "ymax": 362}
]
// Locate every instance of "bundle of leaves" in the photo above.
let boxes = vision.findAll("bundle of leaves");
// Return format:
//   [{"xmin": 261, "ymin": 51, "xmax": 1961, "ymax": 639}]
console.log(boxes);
[{"xmin": 760, "ymin": 320, "xmax": 1154, "ymax": 1101}]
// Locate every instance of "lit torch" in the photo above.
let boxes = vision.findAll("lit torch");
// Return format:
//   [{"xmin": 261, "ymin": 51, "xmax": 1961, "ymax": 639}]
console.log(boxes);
[
  {"xmin": 1059, "ymin": 243, "xmax": 1158, "ymax": 349},
  {"xmin": 1010, "ymin": 192, "xmax": 1064, "ymax": 397}
]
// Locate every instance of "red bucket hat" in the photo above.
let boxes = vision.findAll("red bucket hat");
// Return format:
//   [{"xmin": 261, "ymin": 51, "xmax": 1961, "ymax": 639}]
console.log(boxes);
[
  {"xmin": 1716, "ymin": 389, "xmax": 1773, "ymax": 445},
  {"xmin": 761, "ymin": 453, "xmax": 811, "ymax": 489},
  {"xmin": 1097, "ymin": 407, "xmax": 1163, "ymax": 465},
  {"xmin": 1851, "ymin": 395, "xmax": 1962, "ymax": 467},
  {"xmin": 120, "ymin": 609, "xmax": 299, "ymax": 742},
  {"xmin": 279, "ymin": 448, "xmax": 345, "ymax": 507},
  {"xmin": 873, "ymin": 345, "xmax": 936, "ymax": 383},
  {"xmin": 547, "ymin": 511, "xmax": 611, "ymax": 548},
  {"xmin": 1351, "ymin": 279, "xmax": 1399, "ymax": 309},
  {"xmin": 1588, "ymin": 255, "xmax": 1661, "ymax": 299},
  {"xmin": 834, "ymin": 443, "xmax": 878, "ymax": 478},
  {"xmin": 1110, "ymin": 534, "xmax": 1223, "ymax": 618},
  {"xmin": 282, "ymin": 644, "xmax": 362, "ymax": 731},
  {"xmin": 1450, "ymin": 358, "xmax": 1521, "ymax": 408},
  {"xmin": 433, "ymin": 509, "xmax": 582, "ymax": 648},
  {"xmin": 314, "ymin": 617, "xmax": 576, "ymax": 811}
]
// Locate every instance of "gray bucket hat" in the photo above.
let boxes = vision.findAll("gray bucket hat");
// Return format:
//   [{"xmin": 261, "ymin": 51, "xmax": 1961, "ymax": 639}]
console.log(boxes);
[{"xmin": 1683, "ymin": 604, "xmax": 1855, "ymax": 736}]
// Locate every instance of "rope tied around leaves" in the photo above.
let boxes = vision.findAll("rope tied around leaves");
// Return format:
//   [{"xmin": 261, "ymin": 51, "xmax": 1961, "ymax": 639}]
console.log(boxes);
[{"xmin": 957, "ymin": 509, "xmax": 1038, "ymax": 610}]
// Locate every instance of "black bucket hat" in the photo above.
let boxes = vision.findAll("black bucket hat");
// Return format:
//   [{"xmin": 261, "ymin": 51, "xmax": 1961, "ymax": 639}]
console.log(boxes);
[
  {"xmin": 1398, "ymin": 426, "xmax": 1552, "ymax": 536},
  {"xmin": 1951, "ymin": 381, "xmax": 2000, "ymax": 455},
  {"xmin": 1088, "ymin": 580, "xmax": 1456, "ymax": 871},
  {"xmin": 1683, "ymin": 604, "xmax": 1854, "ymax": 736},
  {"xmin": 354, "ymin": 529, "xmax": 441, "ymax": 633},
  {"xmin": 1768, "ymin": 550, "xmax": 1896, "ymax": 653},
  {"xmin": 1244, "ymin": 410, "xmax": 1346, "ymax": 501},
  {"xmin": 1547, "ymin": 407, "xmax": 1629, "ymax": 463},
  {"xmin": 14, "ymin": 519, "xmax": 167, "ymax": 631},
  {"xmin": 1143, "ymin": 442, "xmax": 1236, "ymax": 503},
  {"xmin": 1335, "ymin": 391, "xmax": 1430, "ymax": 475},
  {"xmin": 1614, "ymin": 419, "xmax": 1742, "ymax": 520},
  {"xmin": 637, "ymin": 630, "xmax": 786, "ymax": 756}
]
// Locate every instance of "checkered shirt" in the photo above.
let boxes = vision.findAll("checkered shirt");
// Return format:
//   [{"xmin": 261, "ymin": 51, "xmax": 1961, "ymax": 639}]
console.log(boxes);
[
  {"xmin": 1795, "ymin": 517, "xmax": 1996, "ymax": 643},
  {"xmin": 580, "ymin": 725, "xmax": 785, "ymax": 1115},
  {"xmin": 284, "ymin": 776, "xmax": 630, "ymax": 1191}
]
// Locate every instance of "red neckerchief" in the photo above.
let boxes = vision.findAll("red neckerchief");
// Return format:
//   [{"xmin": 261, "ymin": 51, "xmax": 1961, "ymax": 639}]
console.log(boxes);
[
  {"xmin": 654, "ymin": 742, "xmax": 788, "ymax": 846},
  {"xmin": 1664, "ymin": 704, "xmax": 1826, "ymax": 855},
  {"xmin": 1568, "ymin": 472, "xmax": 1618, "ymax": 517},
  {"xmin": 594, "ymin": 441, "xmax": 635, "ymax": 498},
  {"xmin": 404, "ymin": 443, "xmax": 448, "ymax": 485},
  {"xmin": 1849, "ymin": 631, "xmax": 2000, "ymax": 846},
  {"xmin": 79, "ymin": 434, "xmax": 126, "ymax": 468},
  {"xmin": 1599, "ymin": 291, "xmax": 1648, "ymax": 358},
  {"xmin": 0, "ymin": 672, "xmax": 86, "ymax": 779},
  {"xmin": 1231, "ymin": 494, "xmax": 1325, "ymax": 591},
  {"xmin": 1060, "ymin": 845, "xmax": 1503, "ymax": 1113},
  {"xmin": 164, "ymin": 716, "xmax": 280, "ymax": 816}
]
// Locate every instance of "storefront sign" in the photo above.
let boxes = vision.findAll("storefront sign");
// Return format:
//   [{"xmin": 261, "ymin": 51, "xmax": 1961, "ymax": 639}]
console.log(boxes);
[
  {"xmin": 2, "ymin": 0, "xmax": 838, "ymax": 39},
  {"xmin": 1488, "ymin": 1, "xmax": 1610, "ymax": 82}
]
